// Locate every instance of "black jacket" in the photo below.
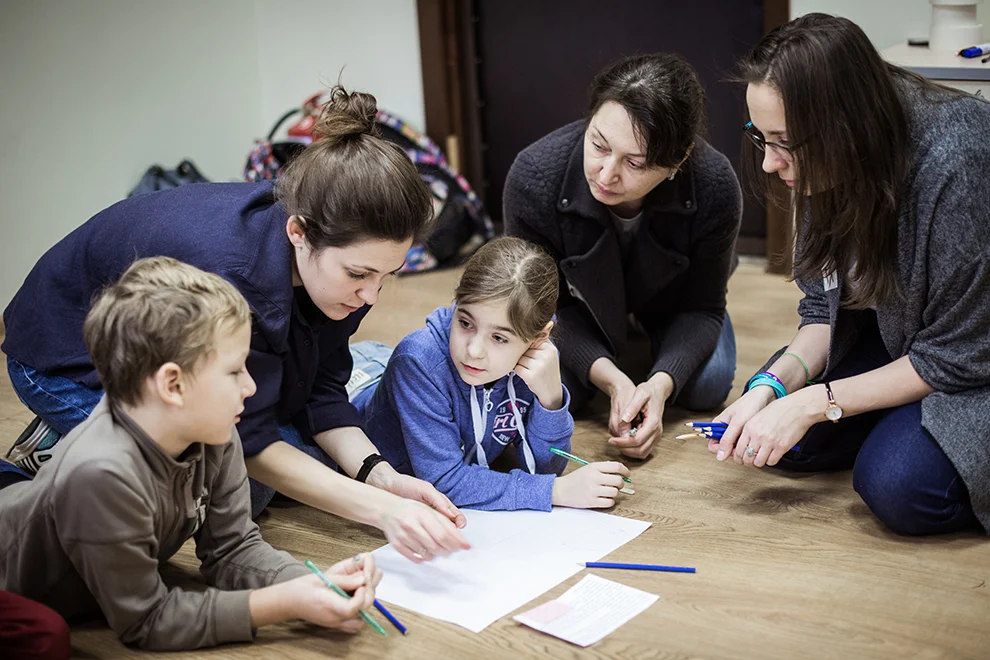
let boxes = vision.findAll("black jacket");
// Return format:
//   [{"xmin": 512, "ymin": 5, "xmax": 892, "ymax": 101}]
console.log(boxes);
[{"xmin": 503, "ymin": 121, "xmax": 742, "ymax": 397}]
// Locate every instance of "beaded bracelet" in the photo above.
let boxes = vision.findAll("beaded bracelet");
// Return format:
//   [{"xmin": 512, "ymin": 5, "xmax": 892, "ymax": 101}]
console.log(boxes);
[{"xmin": 745, "ymin": 371, "xmax": 787, "ymax": 399}]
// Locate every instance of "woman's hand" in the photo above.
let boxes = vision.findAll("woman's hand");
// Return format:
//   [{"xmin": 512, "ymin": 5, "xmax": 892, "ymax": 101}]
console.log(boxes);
[
  {"xmin": 378, "ymin": 498, "xmax": 471, "ymax": 563},
  {"xmin": 729, "ymin": 385, "xmax": 823, "ymax": 467},
  {"xmin": 606, "ymin": 377, "xmax": 637, "ymax": 441},
  {"xmin": 608, "ymin": 373, "xmax": 673, "ymax": 459},
  {"xmin": 514, "ymin": 339, "xmax": 564, "ymax": 410},
  {"xmin": 551, "ymin": 462, "xmax": 631, "ymax": 508},
  {"xmin": 379, "ymin": 470, "xmax": 468, "ymax": 529},
  {"xmin": 708, "ymin": 386, "xmax": 777, "ymax": 461},
  {"xmin": 366, "ymin": 465, "xmax": 470, "ymax": 562}
]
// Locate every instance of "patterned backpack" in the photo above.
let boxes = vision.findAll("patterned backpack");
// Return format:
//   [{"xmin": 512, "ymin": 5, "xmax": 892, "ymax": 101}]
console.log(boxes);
[{"xmin": 244, "ymin": 93, "xmax": 493, "ymax": 273}]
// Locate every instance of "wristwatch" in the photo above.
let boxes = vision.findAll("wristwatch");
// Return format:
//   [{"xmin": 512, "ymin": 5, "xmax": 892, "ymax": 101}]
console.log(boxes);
[{"xmin": 824, "ymin": 382, "xmax": 843, "ymax": 423}]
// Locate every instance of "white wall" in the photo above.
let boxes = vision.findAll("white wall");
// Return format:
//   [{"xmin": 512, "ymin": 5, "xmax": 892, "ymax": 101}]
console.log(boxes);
[
  {"xmin": 792, "ymin": 0, "xmax": 989, "ymax": 50},
  {"xmin": 0, "ymin": 0, "xmax": 423, "ymax": 311},
  {"xmin": 254, "ymin": 0, "xmax": 424, "ymax": 137}
]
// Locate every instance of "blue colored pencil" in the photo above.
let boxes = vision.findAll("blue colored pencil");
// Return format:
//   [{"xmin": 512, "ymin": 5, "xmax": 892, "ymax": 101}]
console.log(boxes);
[
  {"xmin": 373, "ymin": 599, "xmax": 408, "ymax": 635},
  {"xmin": 304, "ymin": 560, "xmax": 387, "ymax": 636},
  {"xmin": 586, "ymin": 561, "xmax": 695, "ymax": 574},
  {"xmin": 678, "ymin": 429, "xmax": 802, "ymax": 453},
  {"xmin": 686, "ymin": 421, "xmax": 727, "ymax": 429}
]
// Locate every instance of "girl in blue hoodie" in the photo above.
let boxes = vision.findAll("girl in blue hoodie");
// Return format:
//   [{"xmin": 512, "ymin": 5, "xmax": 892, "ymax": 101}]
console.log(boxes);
[{"xmin": 353, "ymin": 237, "xmax": 631, "ymax": 512}]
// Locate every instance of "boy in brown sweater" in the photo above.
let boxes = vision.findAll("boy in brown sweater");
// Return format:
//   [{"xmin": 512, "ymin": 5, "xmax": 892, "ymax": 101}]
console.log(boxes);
[{"xmin": 0, "ymin": 257, "xmax": 381, "ymax": 650}]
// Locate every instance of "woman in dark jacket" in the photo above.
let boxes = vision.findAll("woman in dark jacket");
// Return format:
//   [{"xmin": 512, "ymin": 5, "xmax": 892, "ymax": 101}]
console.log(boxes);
[{"xmin": 505, "ymin": 54, "xmax": 742, "ymax": 459}]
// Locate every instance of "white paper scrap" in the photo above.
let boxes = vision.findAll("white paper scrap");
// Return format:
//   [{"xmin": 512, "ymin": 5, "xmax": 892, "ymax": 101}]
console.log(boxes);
[
  {"xmin": 514, "ymin": 574, "xmax": 658, "ymax": 647},
  {"xmin": 371, "ymin": 508, "xmax": 651, "ymax": 633}
]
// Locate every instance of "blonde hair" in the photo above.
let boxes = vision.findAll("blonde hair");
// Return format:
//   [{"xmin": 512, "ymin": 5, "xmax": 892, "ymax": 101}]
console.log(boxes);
[
  {"xmin": 454, "ymin": 237, "xmax": 559, "ymax": 340},
  {"xmin": 83, "ymin": 257, "xmax": 251, "ymax": 406}
]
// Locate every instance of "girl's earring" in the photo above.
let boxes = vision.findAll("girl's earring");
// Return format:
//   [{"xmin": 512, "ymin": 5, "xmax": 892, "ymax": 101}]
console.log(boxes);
[{"xmin": 668, "ymin": 170, "xmax": 677, "ymax": 181}]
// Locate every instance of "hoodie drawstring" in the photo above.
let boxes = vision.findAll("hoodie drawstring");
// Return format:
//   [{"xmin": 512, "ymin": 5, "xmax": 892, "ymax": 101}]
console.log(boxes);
[
  {"xmin": 468, "ymin": 375, "xmax": 537, "ymax": 474},
  {"xmin": 506, "ymin": 373, "xmax": 537, "ymax": 473},
  {"xmin": 469, "ymin": 385, "xmax": 490, "ymax": 469}
]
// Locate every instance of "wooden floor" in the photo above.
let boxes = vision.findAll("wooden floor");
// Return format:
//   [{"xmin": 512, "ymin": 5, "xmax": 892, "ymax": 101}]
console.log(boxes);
[{"xmin": 1, "ymin": 262, "xmax": 987, "ymax": 660}]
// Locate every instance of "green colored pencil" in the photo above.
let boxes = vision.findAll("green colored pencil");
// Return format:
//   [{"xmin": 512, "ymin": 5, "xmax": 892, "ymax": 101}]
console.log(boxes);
[
  {"xmin": 304, "ymin": 560, "xmax": 387, "ymax": 637},
  {"xmin": 550, "ymin": 447, "xmax": 633, "ymax": 483}
]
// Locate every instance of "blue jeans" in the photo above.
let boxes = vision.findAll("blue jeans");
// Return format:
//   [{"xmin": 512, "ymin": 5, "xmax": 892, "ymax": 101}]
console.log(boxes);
[
  {"xmin": 776, "ymin": 315, "xmax": 979, "ymax": 536},
  {"xmin": 7, "ymin": 357, "xmax": 103, "ymax": 436},
  {"xmin": 347, "ymin": 341, "xmax": 392, "ymax": 409},
  {"xmin": 561, "ymin": 313, "xmax": 737, "ymax": 412},
  {"xmin": 852, "ymin": 402, "xmax": 978, "ymax": 535},
  {"xmin": 3, "ymin": 358, "xmax": 104, "ymax": 484}
]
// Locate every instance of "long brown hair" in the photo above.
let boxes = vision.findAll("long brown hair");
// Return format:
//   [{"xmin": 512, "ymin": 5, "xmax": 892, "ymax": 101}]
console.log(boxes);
[
  {"xmin": 738, "ymin": 14, "xmax": 930, "ymax": 308},
  {"xmin": 274, "ymin": 85, "xmax": 433, "ymax": 250},
  {"xmin": 455, "ymin": 237, "xmax": 558, "ymax": 340}
]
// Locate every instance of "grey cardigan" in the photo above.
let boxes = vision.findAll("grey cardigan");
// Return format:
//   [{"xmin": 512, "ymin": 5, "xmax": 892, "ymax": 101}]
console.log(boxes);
[{"xmin": 766, "ymin": 81, "xmax": 990, "ymax": 532}]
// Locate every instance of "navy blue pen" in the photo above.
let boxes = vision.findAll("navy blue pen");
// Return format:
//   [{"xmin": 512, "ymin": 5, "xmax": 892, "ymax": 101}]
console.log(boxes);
[
  {"xmin": 585, "ymin": 561, "xmax": 695, "ymax": 574},
  {"xmin": 373, "ymin": 599, "xmax": 407, "ymax": 635},
  {"xmin": 959, "ymin": 42, "xmax": 990, "ymax": 58},
  {"xmin": 678, "ymin": 429, "xmax": 801, "ymax": 453}
]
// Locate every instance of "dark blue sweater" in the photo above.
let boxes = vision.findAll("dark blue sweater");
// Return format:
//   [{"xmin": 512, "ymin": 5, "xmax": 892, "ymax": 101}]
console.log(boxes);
[{"xmin": 3, "ymin": 182, "xmax": 367, "ymax": 457}]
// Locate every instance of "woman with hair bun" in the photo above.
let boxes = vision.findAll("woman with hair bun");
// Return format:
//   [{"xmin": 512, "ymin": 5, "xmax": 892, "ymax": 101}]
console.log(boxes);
[{"xmin": 2, "ymin": 85, "xmax": 469, "ymax": 562}]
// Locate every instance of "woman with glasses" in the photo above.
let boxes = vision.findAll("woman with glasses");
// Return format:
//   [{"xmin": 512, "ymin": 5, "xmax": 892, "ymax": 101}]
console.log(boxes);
[
  {"xmin": 504, "ymin": 54, "xmax": 742, "ymax": 460},
  {"xmin": 711, "ymin": 14, "xmax": 990, "ymax": 536}
]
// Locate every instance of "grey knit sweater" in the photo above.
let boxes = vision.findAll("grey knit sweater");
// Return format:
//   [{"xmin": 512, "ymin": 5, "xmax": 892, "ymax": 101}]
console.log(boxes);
[
  {"xmin": 767, "ymin": 80, "xmax": 990, "ymax": 531},
  {"xmin": 504, "ymin": 122, "xmax": 742, "ymax": 399}
]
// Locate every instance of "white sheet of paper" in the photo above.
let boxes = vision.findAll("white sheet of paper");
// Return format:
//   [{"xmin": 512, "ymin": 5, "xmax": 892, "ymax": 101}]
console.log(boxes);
[
  {"xmin": 371, "ymin": 508, "xmax": 651, "ymax": 633},
  {"xmin": 513, "ymin": 574, "xmax": 658, "ymax": 647}
]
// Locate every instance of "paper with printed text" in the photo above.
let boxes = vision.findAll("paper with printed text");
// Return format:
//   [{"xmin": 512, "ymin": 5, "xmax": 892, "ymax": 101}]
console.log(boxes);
[{"xmin": 514, "ymin": 574, "xmax": 658, "ymax": 646}]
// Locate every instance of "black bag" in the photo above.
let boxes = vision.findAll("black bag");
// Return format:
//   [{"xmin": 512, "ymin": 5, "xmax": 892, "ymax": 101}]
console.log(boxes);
[{"xmin": 129, "ymin": 160, "xmax": 209, "ymax": 197}]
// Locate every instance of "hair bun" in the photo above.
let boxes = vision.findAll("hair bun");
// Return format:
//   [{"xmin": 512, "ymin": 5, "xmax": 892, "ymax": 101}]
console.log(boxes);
[{"xmin": 313, "ymin": 85, "xmax": 379, "ymax": 143}]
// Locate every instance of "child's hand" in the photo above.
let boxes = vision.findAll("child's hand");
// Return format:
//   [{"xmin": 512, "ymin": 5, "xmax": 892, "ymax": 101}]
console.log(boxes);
[
  {"xmin": 551, "ymin": 462, "xmax": 630, "ymax": 508},
  {"xmin": 286, "ymin": 555, "xmax": 381, "ymax": 632},
  {"xmin": 514, "ymin": 339, "xmax": 564, "ymax": 410}
]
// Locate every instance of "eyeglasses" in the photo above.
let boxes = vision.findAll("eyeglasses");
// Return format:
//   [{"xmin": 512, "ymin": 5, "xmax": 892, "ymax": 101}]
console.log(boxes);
[{"xmin": 743, "ymin": 121, "xmax": 802, "ymax": 162}]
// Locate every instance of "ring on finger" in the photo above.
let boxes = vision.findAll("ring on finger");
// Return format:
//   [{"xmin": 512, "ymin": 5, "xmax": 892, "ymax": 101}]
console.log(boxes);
[
  {"xmin": 353, "ymin": 554, "xmax": 363, "ymax": 566},
  {"xmin": 745, "ymin": 446, "xmax": 756, "ymax": 458}
]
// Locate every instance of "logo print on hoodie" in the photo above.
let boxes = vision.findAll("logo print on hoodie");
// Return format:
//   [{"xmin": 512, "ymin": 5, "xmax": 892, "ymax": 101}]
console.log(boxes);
[{"xmin": 492, "ymin": 397, "xmax": 531, "ymax": 446}]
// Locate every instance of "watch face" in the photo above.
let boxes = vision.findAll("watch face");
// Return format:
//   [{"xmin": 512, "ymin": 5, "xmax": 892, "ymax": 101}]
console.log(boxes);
[{"xmin": 825, "ymin": 406, "xmax": 843, "ymax": 421}]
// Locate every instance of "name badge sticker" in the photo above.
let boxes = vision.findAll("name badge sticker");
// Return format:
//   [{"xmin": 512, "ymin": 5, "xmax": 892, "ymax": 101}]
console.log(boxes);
[{"xmin": 823, "ymin": 270, "xmax": 838, "ymax": 292}]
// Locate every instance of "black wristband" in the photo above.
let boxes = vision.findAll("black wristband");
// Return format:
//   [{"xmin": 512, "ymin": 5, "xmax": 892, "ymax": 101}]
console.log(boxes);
[{"xmin": 355, "ymin": 453, "xmax": 387, "ymax": 483}]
